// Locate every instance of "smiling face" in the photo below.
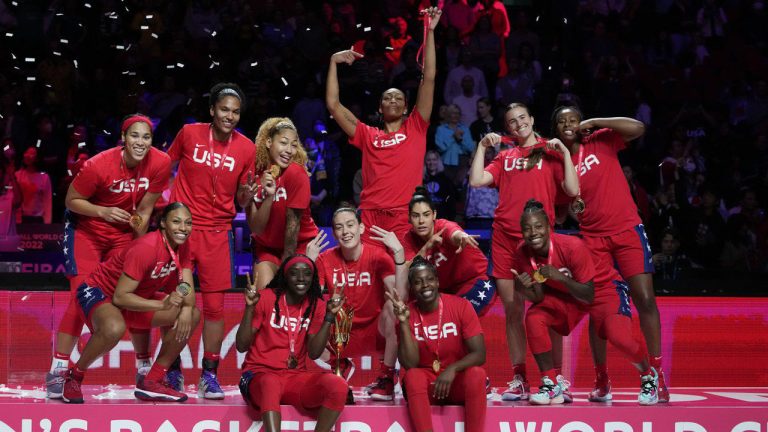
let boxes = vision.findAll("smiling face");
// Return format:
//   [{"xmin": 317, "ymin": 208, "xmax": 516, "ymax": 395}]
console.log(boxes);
[
  {"xmin": 505, "ymin": 106, "xmax": 535, "ymax": 143},
  {"xmin": 410, "ymin": 265, "xmax": 439, "ymax": 306},
  {"xmin": 122, "ymin": 121, "xmax": 152, "ymax": 166},
  {"xmin": 161, "ymin": 206, "xmax": 193, "ymax": 248},
  {"xmin": 209, "ymin": 95, "xmax": 241, "ymax": 138},
  {"xmin": 409, "ymin": 201, "xmax": 436, "ymax": 240},
  {"xmin": 379, "ymin": 88, "xmax": 407, "ymax": 122},
  {"xmin": 332, "ymin": 210, "xmax": 364, "ymax": 250},
  {"xmin": 267, "ymin": 127, "xmax": 300, "ymax": 168},
  {"xmin": 555, "ymin": 108, "xmax": 582, "ymax": 144},
  {"xmin": 286, "ymin": 262, "xmax": 313, "ymax": 298},
  {"xmin": 521, "ymin": 211, "xmax": 550, "ymax": 255}
]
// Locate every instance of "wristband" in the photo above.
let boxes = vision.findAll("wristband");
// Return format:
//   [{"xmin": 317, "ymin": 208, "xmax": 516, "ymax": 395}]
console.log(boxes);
[
  {"xmin": 394, "ymin": 258, "xmax": 406, "ymax": 266},
  {"xmin": 324, "ymin": 312, "xmax": 336, "ymax": 323}
]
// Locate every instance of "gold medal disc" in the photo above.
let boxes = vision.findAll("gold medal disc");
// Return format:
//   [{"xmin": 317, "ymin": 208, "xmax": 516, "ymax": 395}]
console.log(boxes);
[
  {"xmin": 432, "ymin": 359, "xmax": 441, "ymax": 373},
  {"xmin": 129, "ymin": 213, "xmax": 143, "ymax": 229},
  {"xmin": 570, "ymin": 197, "xmax": 586, "ymax": 214},
  {"xmin": 533, "ymin": 270, "xmax": 547, "ymax": 283}
]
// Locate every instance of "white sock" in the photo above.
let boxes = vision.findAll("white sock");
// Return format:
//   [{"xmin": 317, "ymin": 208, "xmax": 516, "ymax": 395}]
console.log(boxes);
[{"xmin": 50, "ymin": 356, "xmax": 68, "ymax": 373}]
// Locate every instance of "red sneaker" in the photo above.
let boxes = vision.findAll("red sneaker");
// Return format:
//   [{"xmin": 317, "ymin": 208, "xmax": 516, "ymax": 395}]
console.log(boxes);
[
  {"xmin": 62, "ymin": 369, "xmax": 84, "ymax": 404},
  {"xmin": 657, "ymin": 369, "xmax": 670, "ymax": 403},
  {"xmin": 365, "ymin": 372, "xmax": 395, "ymax": 401},
  {"xmin": 588, "ymin": 376, "xmax": 612, "ymax": 402},
  {"xmin": 135, "ymin": 377, "xmax": 188, "ymax": 402}
]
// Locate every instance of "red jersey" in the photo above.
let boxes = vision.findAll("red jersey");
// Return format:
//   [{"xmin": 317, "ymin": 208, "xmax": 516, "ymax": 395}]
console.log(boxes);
[
  {"xmin": 402, "ymin": 219, "xmax": 487, "ymax": 294},
  {"xmin": 85, "ymin": 230, "xmax": 192, "ymax": 299},
  {"xmin": 402, "ymin": 294, "xmax": 483, "ymax": 370},
  {"xmin": 316, "ymin": 245, "xmax": 395, "ymax": 329},
  {"xmin": 251, "ymin": 162, "xmax": 318, "ymax": 249},
  {"xmin": 485, "ymin": 144, "xmax": 564, "ymax": 237},
  {"xmin": 510, "ymin": 232, "xmax": 619, "ymax": 298},
  {"xmin": 167, "ymin": 123, "xmax": 255, "ymax": 230},
  {"xmin": 350, "ymin": 112, "xmax": 428, "ymax": 210},
  {"xmin": 241, "ymin": 289, "xmax": 326, "ymax": 373},
  {"xmin": 571, "ymin": 128, "xmax": 642, "ymax": 236},
  {"xmin": 71, "ymin": 147, "xmax": 171, "ymax": 239}
]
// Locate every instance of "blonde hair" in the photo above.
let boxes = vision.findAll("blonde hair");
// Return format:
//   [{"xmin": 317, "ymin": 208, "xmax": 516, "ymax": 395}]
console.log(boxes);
[{"xmin": 254, "ymin": 117, "xmax": 308, "ymax": 173}]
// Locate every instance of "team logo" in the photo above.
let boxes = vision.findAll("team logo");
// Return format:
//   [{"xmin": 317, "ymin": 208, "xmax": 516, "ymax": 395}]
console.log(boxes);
[
  {"xmin": 503, "ymin": 156, "xmax": 543, "ymax": 171},
  {"xmin": 373, "ymin": 133, "xmax": 407, "ymax": 148},
  {"xmin": 109, "ymin": 178, "xmax": 150, "ymax": 193},
  {"xmin": 425, "ymin": 252, "xmax": 448, "ymax": 267},
  {"xmin": 192, "ymin": 147, "xmax": 236, "ymax": 172},
  {"xmin": 577, "ymin": 154, "xmax": 600, "ymax": 175},
  {"xmin": 270, "ymin": 313, "xmax": 310, "ymax": 331},
  {"xmin": 332, "ymin": 271, "xmax": 372, "ymax": 288},
  {"xmin": 150, "ymin": 260, "xmax": 177, "ymax": 279},
  {"xmin": 414, "ymin": 322, "xmax": 458, "ymax": 341}
]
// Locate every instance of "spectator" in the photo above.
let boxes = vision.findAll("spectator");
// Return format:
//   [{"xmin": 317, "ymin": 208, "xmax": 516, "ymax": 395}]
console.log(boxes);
[
  {"xmin": 464, "ymin": 146, "xmax": 498, "ymax": 229},
  {"xmin": 435, "ymin": 104, "xmax": 475, "ymax": 185},
  {"xmin": 442, "ymin": 0, "xmax": 476, "ymax": 37},
  {"xmin": 15, "ymin": 147, "xmax": 52, "ymax": 224},
  {"xmin": 423, "ymin": 150, "xmax": 458, "ymax": 222},
  {"xmin": 685, "ymin": 186, "xmax": 726, "ymax": 268},
  {"xmin": 720, "ymin": 214, "xmax": 759, "ymax": 271},
  {"xmin": 623, "ymin": 165, "xmax": 651, "ymax": 224},
  {"xmin": 452, "ymin": 75, "xmax": 483, "ymax": 126},
  {"xmin": 292, "ymin": 82, "xmax": 327, "ymax": 141},
  {"xmin": 470, "ymin": 97, "xmax": 503, "ymax": 143},
  {"xmin": 468, "ymin": 15, "xmax": 501, "ymax": 96},
  {"xmin": 0, "ymin": 140, "xmax": 21, "ymax": 251},
  {"xmin": 444, "ymin": 48, "xmax": 488, "ymax": 104},
  {"xmin": 495, "ymin": 58, "xmax": 535, "ymax": 107},
  {"xmin": 652, "ymin": 227, "xmax": 692, "ymax": 283}
]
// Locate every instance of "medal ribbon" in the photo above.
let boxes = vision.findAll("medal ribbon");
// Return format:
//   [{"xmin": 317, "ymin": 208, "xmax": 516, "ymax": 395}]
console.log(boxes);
[
  {"xmin": 574, "ymin": 143, "xmax": 585, "ymax": 197},
  {"xmin": 208, "ymin": 126, "xmax": 233, "ymax": 206},
  {"xmin": 416, "ymin": 296, "xmax": 443, "ymax": 366},
  {"xmin": 529, "ymin": 239, "xmax": 554, "ymax": 274},
  {"xmin": 415, "ymin": 14, "xmax": 431, "ymax": 71},
  {"xmin": 120, "ymin": 149, "xmax": 144, "ymax": 212},
  {"xmin": 282, "ymin": 295, "xmax": 307, "ymax": 356},
  {"xmin": 160, "ymin": 231, "xmax": 183, "ymax": 284}
]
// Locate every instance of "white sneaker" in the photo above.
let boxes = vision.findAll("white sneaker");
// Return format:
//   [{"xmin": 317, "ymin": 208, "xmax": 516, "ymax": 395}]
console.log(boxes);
[
  {"xmin": 638, "ymin": 368, "xmax": 659, "ymax": 406},
  {"xmin": 556, "ymin": 375, "xmax": 573, "ymax": 403},
  {"xmin": 529, "ymin": 376, "xmax": 564, "ymax": 405}
]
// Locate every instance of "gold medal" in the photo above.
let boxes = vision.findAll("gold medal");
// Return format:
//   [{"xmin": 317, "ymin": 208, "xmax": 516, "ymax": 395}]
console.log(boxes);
[
  {"xmin": 129, "ymin": 213, "xmax": 143, "ymax": 229},
  {"xmin": 570, "ymin": 197, "xmax": 586, "ymax": 214},
  {"xmin": 432, "ymin": 359, "xmax": 441, "ymax": 373},
  {"xmin": 270, "ymin": 164, "xmax": 280, "ymax": 178},
  {"xmin": 533, "ymin": 269, "xmax": 547, "ymax": 283},
  {"xmin": 176, "ymin": 282, "xmax": 191, "ymax": 296},
  {"xmin": 287, "ymin": 354, "xmax": 298, "ymax": 369}
]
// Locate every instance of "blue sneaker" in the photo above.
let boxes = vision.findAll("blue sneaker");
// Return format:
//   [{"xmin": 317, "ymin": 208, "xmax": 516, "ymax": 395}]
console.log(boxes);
[
  {"xmin": 198, "ymin": 370, "xmax": 225, "ymax": 399},
  {"xmin": 45, "ymin": 367, "xmax": 67, "ymax": 399},
  {"xmin": 166, "ymin": 369, "xmax": 185, "ymax": 392}
]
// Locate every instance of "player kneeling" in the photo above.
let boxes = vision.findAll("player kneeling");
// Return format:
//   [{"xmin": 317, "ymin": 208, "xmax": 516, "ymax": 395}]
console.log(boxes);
[{"xmin": 62, "ymin": 202, "xmax": 199, "ymax": 403}]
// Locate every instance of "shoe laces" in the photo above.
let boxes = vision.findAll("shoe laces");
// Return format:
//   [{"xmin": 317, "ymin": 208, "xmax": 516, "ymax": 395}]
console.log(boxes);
[
  {"xmin": 506, "ymin": 375, "xmax": 524, "ymax": 390},
  {"xmin": 641, "ymin": 375, "xmax": 657, "ymax": 395},
  {"xmin": 202, "ymin": 371, "xmax": 223, "ymax": 392},
  {"xmin": 538, "ymin": 382, "xmax": 555, "ymax": 394},
  {"xmin": 47, "ymin": 370, "xmax": 66, "ymax": 385},
  {"xmin": 556, "ymin": 375, "xmax": 571, "ymax": 389}
]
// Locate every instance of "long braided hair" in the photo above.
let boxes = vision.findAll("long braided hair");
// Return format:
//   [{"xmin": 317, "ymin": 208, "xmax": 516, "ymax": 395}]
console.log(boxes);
[{"xmin": 267, "ymin": 254, "xmax": 323, "ymax": 330}]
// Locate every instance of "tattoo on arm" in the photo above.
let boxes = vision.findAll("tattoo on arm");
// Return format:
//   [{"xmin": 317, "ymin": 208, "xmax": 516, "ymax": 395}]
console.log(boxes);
[
  {"xmin": 343, "ymin": 112, "xmax": 357, "ymax": 126},
  {"xmin": 283, "ymin": 208, "xmax": 301, "ymax": 258}
]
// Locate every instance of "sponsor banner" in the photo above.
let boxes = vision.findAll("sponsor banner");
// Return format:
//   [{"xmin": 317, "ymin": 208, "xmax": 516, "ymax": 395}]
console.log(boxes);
[
  {"xmin": 1, "ymin": 293, "xmax": 767, "ymax": 388},
  {"xmin": 0, "ymin": 403, "xmax": 767, "ymax": 431}
]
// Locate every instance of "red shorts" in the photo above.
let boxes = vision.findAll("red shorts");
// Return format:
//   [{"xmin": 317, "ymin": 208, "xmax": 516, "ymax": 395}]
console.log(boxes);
[
  {"xmin": 66, "ymin": 228, "xmax": 132, "ymax": 289},
  {"xmin": 526, "ymin": 285, "xmax": 631, "ymax": 355},
  {"xmin": 121, "ymin": 292, "xmax": 166, "ymax": 330},
  {"xmin": 491, "ymin": 229, "xmax": 522, "ymax": 279},
  {"xmin": 360, "ymin": 206, "xmax": 411, "ymax": 245},
  {"xmin": 241, "ymin": 370, "xmax": 347, "ymax": 413},
  {"xmin": 252, "ymin": 238, "xmax": 312, "ymax": 267},
  {"xmin": 189, "ymin": 229, "xmax": 235, "ymax": 292},
  {"xmin": 582, "ymin": 224, "xmax": 654, "ymax": 279}
]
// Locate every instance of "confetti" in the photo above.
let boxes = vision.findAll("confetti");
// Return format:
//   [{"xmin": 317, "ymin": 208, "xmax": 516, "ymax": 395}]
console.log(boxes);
[
  {"xmin": 211, "ymin": 31, "xmax": 217, "ymax": 37},
  {"xmin": 11, "ymin": 1, "xmax": 17, "ymax": 6},
  {"xmin": 21, "ymin": 295, "xmax": 29, "ymax": 301},
  {"xmin": 78, "ymin": 142, "xmax": 86, "ymax": 148},
  {"xmin": 45, "ymin": 84, "xmax": 52, "ymax": 88},
  {"xmin": 176, "ymin": 62, "xmax": 184, "ymax": 68},
  {"xmin": 250, "ymin": 61, "xmax": 258, "ymax": 67},
  {"xmin": 26, "ymin": 77, "xmax": 35, "ymax": 81},
  {"xmin": 67, "ymin": 170, "xmax": 72, "ymax": 176},
  {"xmin": 24, "ymin": 57, "xmax": 35, "ymax": 62},
  {"xmin": 103, "ymin": 129, "xmax": 112, "ymax": 135},
  {"xmin": 140, "ymin": 25, "xmax": 149, "ymax": 30},
  {"xmin": 146, "ymin": 14, "xmax": 154, "ymax": 19},
  {"xmin": 563, "ymin": 18, "xmax": 568, "ymax": 24},
  {"xmin": 4, "ymin": 32, "xmax": 12, "ymax": 37},
  {"xmin": 284, "ymin": 96, "xmax": 291, "ymax": 100},
  {"xmin": 364, "ymin": 27, "xmax": 371, "ymax": 32},
  {"xmin": 84, "ymin": 3, "xmax": 91, "ymax": 8},
  {"xmin": 56, "ymin": 13, "xmax": 63, "ymax": 16},
  {"xmin": 36, "ymin": 140, "xmax": 41, "ymax": 148},
  {"xmin": 306, "ymin": 27, "xmax": 311, "ymax": 31},
  {"xmin": 73, "ymin": 60, "xmax": 78, "ymax": 68},
  {"xmin": 281, "ymin": 77, "xmax": 288, "ymax": 86},
  {"xmin": 10, "ymin": 53, "xmax": 15, "ymax": 59},
  {"xmin": 60, "ymin": 39, "xmax": 69, "ymax": 44},
  {"xmin": 52, "ymin": 51, "xmax": 61, "ymax": 56},
  {"xmin": 116, "ymin": 45, "xmax": 125, "ymax": 50},
  {"xmin": 166, "ymin": 65, "xmax": 175, "ymax": 69},
  {"xmin": 385, "ymin": 46, "xmax": 394, "ymax": 51},
  {"xmin": 356, "ymin": 23, "xmax": 361, "ymax": 28},
  {"xmin": 140, "ymin": 80, "xmax": 145, "ymax": 85},
  {"xmin": 547, "ymin": 66, "xmax": 552, "ymax": 70},
  {"xmin": 151, "ymin": 33, "xmax": 158, "ymax": 39},
  {"xmin": 536, "ymin": 15, "xmax": 540, "ymax": 22},
  {"xmin": 3, "ymin": 145, "xmax": 9, "ymax": 151}
]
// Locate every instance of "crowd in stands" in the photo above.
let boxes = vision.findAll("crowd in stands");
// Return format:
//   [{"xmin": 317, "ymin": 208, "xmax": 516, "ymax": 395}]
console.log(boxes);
[{"xmin": 1, "ymin": 0, "xmax": 767, "ymax": 273}]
